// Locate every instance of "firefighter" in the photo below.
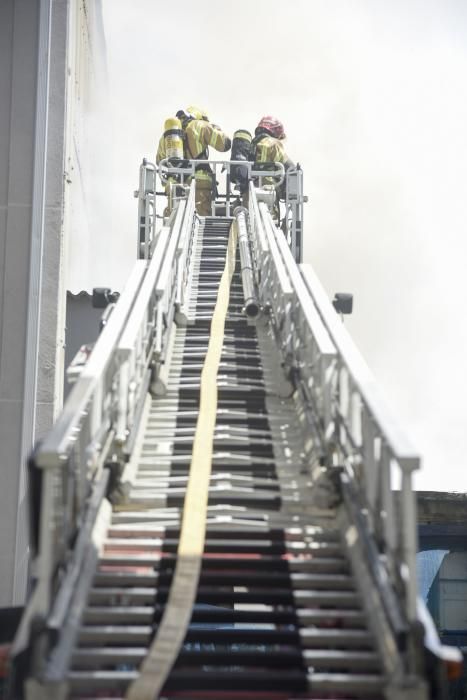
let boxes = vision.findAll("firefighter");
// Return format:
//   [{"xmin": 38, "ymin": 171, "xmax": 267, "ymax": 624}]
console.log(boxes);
[
  {"xmin": 157, "ymin": 106, "xmax": 231, "ymax": 216},
  {"xmin": 251, "ymin": 116, "xmax": 294, "ymax": 222},
  {"xmin": 178, "ymin": 106, "xmax": 232, "ymax": 216},
  {"xmin": 252, "ymin": 116, "xmax": 294, "ymax": 184}
]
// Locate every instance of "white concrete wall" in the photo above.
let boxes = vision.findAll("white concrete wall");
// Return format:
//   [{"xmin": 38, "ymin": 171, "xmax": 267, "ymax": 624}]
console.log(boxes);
[{"xmin": 65, "ymin": 0, "xmax": 114, "ymax": 296}]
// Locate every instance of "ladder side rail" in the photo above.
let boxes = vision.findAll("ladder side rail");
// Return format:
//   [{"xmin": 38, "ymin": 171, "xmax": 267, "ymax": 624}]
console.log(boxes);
[
  {"xmin": 300, "ymin": 261, "xmax": 420, "ymax": 623},
  {"xmin": 258, "ymin": 201, "xmax": 293, "ymax": 299},
  {"xmin": 285, "ymin": 167, "xmax": 305, "ymax": 263},
  {"xmin": 37, "ymin": 261, "xmax": 147, "ymax": 466},
  {"xmin": 341, "ymin": 470, "xmax": 409, "ymax": 639},
  {"xmin": 145, "ymin": 195, "xmax": 153, "ymax": 260},
  {"xmin": 175, "ymin": 182, "xmax": 196, "ymax": 312},
  {"xmin": 117, "ymin": 226, "xmax": 171, "ymax": 362},
  {"xmin": 250, "ymin": 193, "xmax": 419, "ymax": 636},
  {"xmin": 155, "ymin": 202, "xmax": 188, "ymax": 365},
  {"xmin": 135, "ymin": 160, "xmax": 157, "ymax": 260},
  {"xmin": 117, "ymin": 228, "xmax": 170, "ymax": 447},
  {"xmin": 256, "ymin": 202, "xmax": 293, "ymax": 367},
  {"xmin": 116, "ymin": 308, "xmax": 149, "ymax": 448},
  {"xmin": 153, "ymin": 199, "xmax": 187, "ymax": 364},
  {"xmin": 30, "ymin": 261, "xmax": 146, "ymax": 620},
  {"xmin": 177, "ymin": 215, "xmax": 200, "ymax": 324},
  {"xmin": 155, "ymin": 198, "xmax": 186, "ymax": 297},
  {"xmin": 10, "ymin": 467, "xmax": 111, "ymax": 661},
  {"xmin": 248, "ymin": 180, "xmax": 269, "ymax": 280},
  {"xmin": 136, "ymin": 160, "xmax": 146, "ymax": 259},
  {"xmin": 256, "ymin": 201, "xmax": 336, "ymax": 438},
  {"xmin": 17, "ymin": 192, "xmax": 187, "ymax": 645},
  {"xmin": 117, "ymin": 196, "xmax": 196, "ymax": 445}
]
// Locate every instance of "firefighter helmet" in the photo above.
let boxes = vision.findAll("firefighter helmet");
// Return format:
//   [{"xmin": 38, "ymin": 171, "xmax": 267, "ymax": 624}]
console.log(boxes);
[
  {"xmin": 177, "ymin": 105, "xmax": 208, "ymax": 122},
  {"xmin": 256, "ymin": 116, "xmax": 286, "ymax": 140},
  {"xmin": 188, "ymin": 105, "xmax": 209, "ymax": 121}
]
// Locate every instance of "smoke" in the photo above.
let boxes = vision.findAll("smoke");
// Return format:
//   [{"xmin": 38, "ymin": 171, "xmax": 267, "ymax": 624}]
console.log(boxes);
[{"xmin": 99, "ymin": 0, "xmax": 467, "ymax": 491}]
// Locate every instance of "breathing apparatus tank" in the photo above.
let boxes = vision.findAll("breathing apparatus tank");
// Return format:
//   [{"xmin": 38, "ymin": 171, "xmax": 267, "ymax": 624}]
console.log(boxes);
[
  {"xmin": 163, "ymin": 117, "xmax": 184, "ymax": 163},
  {"xmin": 230, "ymin": 129, "xmax": 252, "ymax": 192}
]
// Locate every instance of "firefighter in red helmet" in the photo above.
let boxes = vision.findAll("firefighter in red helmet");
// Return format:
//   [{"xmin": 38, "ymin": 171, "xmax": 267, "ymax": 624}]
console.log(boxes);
[{"xmin": 252, "ymin": 116, "xmax": 294, "ymax": 182}]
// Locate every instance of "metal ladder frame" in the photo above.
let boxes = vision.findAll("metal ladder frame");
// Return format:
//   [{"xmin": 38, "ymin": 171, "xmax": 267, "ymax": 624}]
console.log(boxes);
[{"xmin": 10, "ymin": 163, "xmax": 460, "ymax": 699}]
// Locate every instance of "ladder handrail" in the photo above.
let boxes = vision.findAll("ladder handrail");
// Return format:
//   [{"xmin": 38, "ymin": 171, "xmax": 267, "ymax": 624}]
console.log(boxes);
[
  {"xmin": 300, "ymin": 261, "xmax": 419, "ymax": 621},
  {"xmin": 247, "ymin": 191, "xmax": 420, "ymax": 622},
  {"xmin": 36, "ymin": 262, "xmax": 146, "ymax": 468},
  {"xmin": 157, "ymin": 158, "xmax": 286, "ymax": 186},
  {"xmin": 29, "ymin": 186, "xmax": 198, "ymax": 620}
]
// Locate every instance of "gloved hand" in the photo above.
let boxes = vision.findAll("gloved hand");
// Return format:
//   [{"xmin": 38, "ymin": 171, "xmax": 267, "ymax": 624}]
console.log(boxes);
[{"xmin": 223, "ymin": 137, "xmax": 232, "ymax": 151}]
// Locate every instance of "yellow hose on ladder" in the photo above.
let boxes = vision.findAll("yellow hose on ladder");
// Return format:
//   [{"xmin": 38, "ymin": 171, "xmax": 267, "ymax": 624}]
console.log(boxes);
[{"xmin": 126, "ymin": 221, "xmax": 238, "ymax": 700}]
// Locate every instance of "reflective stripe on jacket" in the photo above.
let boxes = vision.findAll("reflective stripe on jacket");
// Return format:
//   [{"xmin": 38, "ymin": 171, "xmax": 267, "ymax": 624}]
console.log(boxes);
[
  {"xmin": 185, "ymin": 120, "xmax": 231, "ymax": 182},
  {"xmin": 156, "ymin": 135, "xmax": 167, "ymax": 164},
  {"xmin": 254, "ymin": 135, "xmax": 293, "ymax": 169},
  {"xmin": 157, "ymin": 120, "xmax": 231, "ymax": 183},
  {"xmin": 254, "ymin": 135, "xmax": 293, "ymax": 187}
]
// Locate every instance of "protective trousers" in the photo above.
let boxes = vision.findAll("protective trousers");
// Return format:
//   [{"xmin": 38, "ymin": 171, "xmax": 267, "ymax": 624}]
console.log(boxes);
[{"xmin": 195, "ymin": 178, "xmax": 213, "ymax": 216}]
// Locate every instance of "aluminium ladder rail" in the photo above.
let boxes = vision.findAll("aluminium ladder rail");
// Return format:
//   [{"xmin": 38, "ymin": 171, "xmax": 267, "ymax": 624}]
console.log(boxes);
[
  {"xmin": 68, "ymin": 216, "xmax": 385, "ymax": 699},
  {"xmin": 12, "ymin": 165, "xmax": 458, "ymax": 699}
]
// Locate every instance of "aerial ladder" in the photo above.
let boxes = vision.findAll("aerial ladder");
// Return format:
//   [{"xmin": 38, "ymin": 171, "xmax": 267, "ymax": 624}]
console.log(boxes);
[{"xmin": 6, "ymin": 158, "xmax": 461, "ymax": 699}]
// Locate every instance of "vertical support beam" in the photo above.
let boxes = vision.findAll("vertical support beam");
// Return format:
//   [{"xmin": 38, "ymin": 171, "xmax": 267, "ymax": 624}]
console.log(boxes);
[
  {"xmin": 401, "ymin": 463, "xmax": 420, "ymax": 622},
  {"xmin": 16, "ymin": 0, "xmax": 52, "ymax": 605},
  {"xmin": 380, "ymin": 444, "xmax": 397, "ymax": 578}
]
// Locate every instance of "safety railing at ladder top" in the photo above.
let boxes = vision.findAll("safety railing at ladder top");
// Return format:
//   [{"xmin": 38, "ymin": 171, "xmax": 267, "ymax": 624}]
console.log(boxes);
[
  {"xmin": 137, "ymin": 158, "xmax": 305, "ymax": 263},
  {"xmin": 135, "ymin": 158, "xmax": 284, "ymax": 260},
  {"xmin": 157, "ymin": 157, "xmax": 286, "ymax": 193},
  {"xmin": 247, "ymin": 187, "xmax": 420, "ymax": 626}
]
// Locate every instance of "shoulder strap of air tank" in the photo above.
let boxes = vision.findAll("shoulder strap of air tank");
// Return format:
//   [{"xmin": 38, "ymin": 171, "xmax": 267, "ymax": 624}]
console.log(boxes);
[{"xmin": 252, "ymin": 133, "xmax": 267, "ymax": 147}]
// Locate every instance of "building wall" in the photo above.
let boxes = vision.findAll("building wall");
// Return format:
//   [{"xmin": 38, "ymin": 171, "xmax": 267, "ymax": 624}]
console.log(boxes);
[
  {"xmin": 0, "ymin": 0, "xmax": 44, "ymax": 607},
  {"xmin": 64, "ymin": 292, "xmax": 102, "ymax": 399},
  {"xmin": 65, "ymin": 0, "xmax": 112, "ymax": 296},
  {"xmin": 0, "ymin": 0, "xmax": 108, "ymax": 606}
]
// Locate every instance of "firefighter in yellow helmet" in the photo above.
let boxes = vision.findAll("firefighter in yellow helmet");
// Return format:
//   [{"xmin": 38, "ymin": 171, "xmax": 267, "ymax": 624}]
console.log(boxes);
[{"xmin": 156, "ymin": 106, "xmax": 231, "ymax": 216}]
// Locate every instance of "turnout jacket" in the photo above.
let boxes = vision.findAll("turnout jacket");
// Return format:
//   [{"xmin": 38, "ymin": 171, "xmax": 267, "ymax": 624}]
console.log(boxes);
[
  {"xmin": 157, "ymin": 119, "xmax": 231, "ymax": 184},
  {"xmin": 254, "ymin": 134, "xmax": 294, "ymax": 173}
]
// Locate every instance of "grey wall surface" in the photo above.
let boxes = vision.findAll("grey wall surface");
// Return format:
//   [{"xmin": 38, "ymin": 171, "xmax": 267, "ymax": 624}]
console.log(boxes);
[
  {"xmin": 0, "ymin": 0, "xmax": 40, "ymax": 607},
  {"xmin": 64, "ymin": 293, "xmax": 102, "ymax": 399},
  {"xmin": 0, "ymin": 0, "xmax": 68, "ymax": 606}
]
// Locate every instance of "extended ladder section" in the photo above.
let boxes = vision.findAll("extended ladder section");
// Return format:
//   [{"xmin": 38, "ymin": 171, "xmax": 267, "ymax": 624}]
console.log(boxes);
[{"xmin": 10, "ymin": 162, "xmax": 459, "ymax": 700}]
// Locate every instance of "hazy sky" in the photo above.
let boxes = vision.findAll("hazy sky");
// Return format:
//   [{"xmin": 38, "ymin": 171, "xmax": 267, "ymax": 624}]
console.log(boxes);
[{"xmin": 99, "ymin": 0, "xmax": 467, "ymax": 492}]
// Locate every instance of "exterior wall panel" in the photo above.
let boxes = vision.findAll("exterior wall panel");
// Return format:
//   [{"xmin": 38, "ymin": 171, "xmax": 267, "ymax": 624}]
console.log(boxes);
[
  {"xmin": 0, "ymin": 0, "xmax": 39, "ymax": 606},
  {"xmin": 0, "ymin": 0, "xmax": 108, "ymax": 605}
]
